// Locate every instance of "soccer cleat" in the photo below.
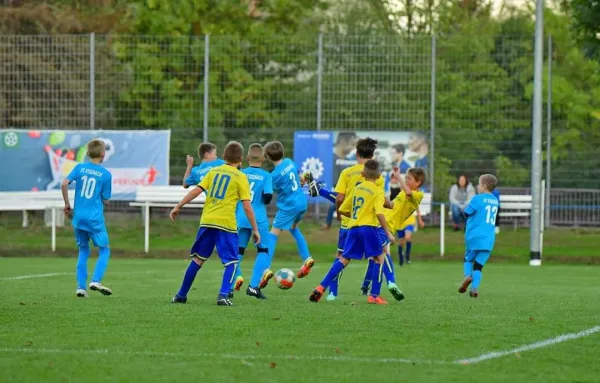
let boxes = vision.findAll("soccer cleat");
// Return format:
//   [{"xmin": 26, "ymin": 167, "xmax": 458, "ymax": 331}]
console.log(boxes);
[
  {"xmin": 469, "ymin": 288, "xmax": 479, "ymax": 298},
  {"xmin": 259, "ymin": 269, "xmax": 274, "ymax": 289},
  {"xmin": 246, "ymin": 286, "xmax": 268, "ymax": 299},
  {"xmin": 297, "ymin": 258, "xmax": 315, "ymax": 279},
  {"xmin": 171, "ymin": 295, "xmax": 187, "ymax": 304},
  {"xmin": 234, "ymin": 276, "xmax": 244, "ymax": 291},
  {"xmin": 458, "ymin": 276, "xmax": 473, "ymax": 294},
  {"xmin": 326, "ymin": 292, "xmax": 337, "ymax": 302},
  {"xmin": 309, "ymin": 285, "xmax": 325, "ymax": 302},
  {"xmin": 227, "ymin": 290, "xmax": 234, "ymax": 299},
  {"xmin": 387, "ymin": 282, "xmax": 405, "ymax": 301},
  {"xmin": 76, "ymin": 289, "xmax": 88, "ymax": 298},
  {"xmin": 89, "ymin": 282, "xmax": 112, "ymax": 296},
  {"xmin": 216, "ymin": 295, "xmax": 234, "ymax": 306},
  {"xmin": 407, "ymin": 260, "xmax": 411, "ymax": 265},
  {"xmin": 368, "ymin": 296, "xmax": 389, "ymax": 305},
  {"xmin": 360, "ymin": 285, "xmax": 370, "ymax": 295}
]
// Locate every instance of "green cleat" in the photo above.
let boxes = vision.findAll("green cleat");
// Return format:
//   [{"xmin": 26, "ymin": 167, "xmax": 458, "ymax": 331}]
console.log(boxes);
[
  {"xmin": 326, "ymin": 293, "xmax": 337, "ymax": 302},
  {"xmin": 387, "ymin": 282, "xmax": 405, "ymax": 301}
]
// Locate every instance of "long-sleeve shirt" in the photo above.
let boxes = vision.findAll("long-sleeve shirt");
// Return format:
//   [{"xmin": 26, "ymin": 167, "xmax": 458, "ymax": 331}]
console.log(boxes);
[{"xmin": 449, "ymin": 183, "xmax": 476, "ymax": 209}]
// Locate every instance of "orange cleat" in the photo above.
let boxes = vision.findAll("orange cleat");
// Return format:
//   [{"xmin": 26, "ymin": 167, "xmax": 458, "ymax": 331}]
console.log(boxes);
[
  {"xmin": 297, "ymin": 258, "xmax": 315, "ymax": 279},
  {"xmin": 309, "ymin": 285, "xmax": 325, "ymax": 302},
  {"xmin": 458, "ymin": 276, "xmax": 472, "ymax": 294},
  {"xmin": 259, "ymin": 269, "xmax": 274, "ymax": 289},
  {"xmin": 367, "ymin": 296, "xmax": 388, "ymax": 305},
  {"xmin": 234, "ymin": 276, "xmax": 244, "ymax": 291}
]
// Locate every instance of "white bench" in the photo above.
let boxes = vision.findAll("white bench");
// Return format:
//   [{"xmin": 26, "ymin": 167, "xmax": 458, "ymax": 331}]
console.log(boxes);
[
  {"xmin": 129, "ymin": 186, "xmax": 206, "ymax": 253},
  {"xmin": 0, "ymin": 190, "xmax": 75, "ymax": 252}
]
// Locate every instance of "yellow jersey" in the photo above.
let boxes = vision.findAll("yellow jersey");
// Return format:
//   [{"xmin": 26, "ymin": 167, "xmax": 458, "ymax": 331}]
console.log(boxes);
[
  {"xmin": 334, "ymin": 164, "xmax": 385, "ymax": 228},
  {"xmin": 384, "ymin": 190, "xmax": 424, "ymax": 233},
  {"xmin": 399, "ymin": 214, "xmax": 417, "ymax": 230},
  {"xmin": 339, "ymin": 181, "xmax": 385, "ymax": 229},
  {"xmin": 198, "ymin": 164, "xmax": 251, "ymax": 232}
]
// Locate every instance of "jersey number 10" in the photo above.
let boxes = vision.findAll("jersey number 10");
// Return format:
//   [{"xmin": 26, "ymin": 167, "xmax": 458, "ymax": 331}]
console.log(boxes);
[
  {"xmin": 485, "ymin": 205, "xmax": 498, "ymax": 225},
  {"xmin": 80, "ymin": 175, "xmax": 97, "ymax": 199},
  {"xmin": 210, "ymin": 174, "xmax": 231, "ymax": 200}
]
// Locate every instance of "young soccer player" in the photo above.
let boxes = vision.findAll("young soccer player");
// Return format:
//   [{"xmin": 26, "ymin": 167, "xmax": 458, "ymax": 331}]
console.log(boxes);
[
  {"xmin": 170, "ymin": 141, "xmax": 260, "ymax": 306},
  {"xmin": 458, "ymin": 174, "xmax": 499, "ymax": 298},
  {"xmin": 182, "ymin": 142, "xmax": 225, "ymax": 188},
  {"xmin": 397, "ymin": 209, "xmax": 424, "ymax": 266},
  {"xmin": 309, "ymin": 160, "xmax": 395, "ymax": 304},
  {"xmin": 230, "ymin": 143, "xmax": 274, "ymax": 299},
  {"xmin": 262, "ymin": 141, "xmax": 313, "ymax": 281},
  {"xmin": 61, "ymin": 139, "xmax": 113, "ymax": 298}
]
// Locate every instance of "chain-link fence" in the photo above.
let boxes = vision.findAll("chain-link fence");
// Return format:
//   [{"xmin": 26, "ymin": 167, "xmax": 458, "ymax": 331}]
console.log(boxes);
[{"xmin": 1, "ymin": 33, "xmax": 599, "ymax": 226}]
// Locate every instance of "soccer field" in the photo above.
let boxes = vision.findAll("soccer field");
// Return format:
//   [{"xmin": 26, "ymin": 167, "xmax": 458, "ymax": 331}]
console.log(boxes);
[{"xmin": 1, "ymin": 258, "xmax": 599, "ymax": 382}]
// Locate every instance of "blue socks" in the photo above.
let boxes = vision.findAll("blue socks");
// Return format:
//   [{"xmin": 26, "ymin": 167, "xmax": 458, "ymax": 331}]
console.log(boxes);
[
  {"xmin": 220, "ymin": 261, "xmax": 238, "ymax": 297},
  {"xmin": 320, "ymin": 258, "xmax": 346, "ymax": 289},
  {"xmin": 289, "ymin": 228, "xmax": 310, "ymax": 262},
  {"xmin": 362, "ymin": 259, "xmax": 375, "ymax": 288},
  {"xmin": 230, "ymin": 255, "xmax": 244, "ymax": 290},
  {"xmin": 463, "ymin": 260, "xmax": 473, "ymax": 278},
  {"xmin": 268, "ymin": 232, "xmax": 279, "ymax": 259},
  {"xmin": 383, "ymin": 253, "xmax": 395, "ymax": 284},
  {"xmin": 472, "ymin": 270, "xmax": 482, "ymax": 289},
  {"xmin": 177, "ymin": 260, "xmax": 202, "ymax": 297},
  {"xmin": 318, "ymin": 188, "xmax": 337, "ymax": 203},
  {"xmin": 76, "ymin": 246, "xmax": 90, "ymax": 289},
  {"xmin": 370, "ymin": 262, "xmax": 383, "ymax": 297},
  {"xmin": 330, "ymin": 271, "xmax": 342, "ymax": 296},
  {"xmin": 91, "ymin": 246, "xmax": 110, "ymax": 283},
  {"xmin": 405, "ymin": 241, "xmax": 412, "ymax": 262},
  {"xmin": 250, "ymin": 250, "xmax": 270, "ymax": 288},
  {"xmin": 398, "ymin": 245, "xmax": 404, "ymax": 265}
]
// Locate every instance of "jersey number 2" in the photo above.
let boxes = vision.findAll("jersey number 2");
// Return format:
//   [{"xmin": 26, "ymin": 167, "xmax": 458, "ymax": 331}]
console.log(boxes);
[
  {"xmin": 485, "ymin": 205, "xmax": 498, "ymax": 225},
  {"xmin": 80, "ymin": 175, "xmax": 97, "ymax": 199},
  {"xmin": 210, "ymin": 174, "xmax": 231, "ymax": 200}
]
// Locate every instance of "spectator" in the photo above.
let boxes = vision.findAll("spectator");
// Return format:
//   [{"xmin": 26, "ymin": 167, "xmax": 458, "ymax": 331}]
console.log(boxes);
[{"xmin": 449, "ymin": 174, "xmax": 476, "ymax": 231}]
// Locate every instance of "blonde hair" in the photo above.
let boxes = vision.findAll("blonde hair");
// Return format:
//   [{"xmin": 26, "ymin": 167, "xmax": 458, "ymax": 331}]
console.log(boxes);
[
  {"xmin": 479, "ymin": 174, "xmax": 498, "ymax": 192},
  {"xmin": 87, "ymin": 139, "xmax": 105, "ymax": 159},
  {"xmin": 223, "ymin": 141, "xmax": 244, "ymax": 164},
  {"xmin": 247, "ymin": 143, "xmax": 264, "ymax": 162}
]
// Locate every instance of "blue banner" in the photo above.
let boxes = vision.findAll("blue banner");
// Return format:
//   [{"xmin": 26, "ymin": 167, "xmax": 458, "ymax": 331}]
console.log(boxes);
[
  {"xmin": 293, "ymin": 131, "xmax": 333, "ymax": 204},
  {"xmin": 0, "ymin": 129, "xmax": 170, "ymax": 200}
]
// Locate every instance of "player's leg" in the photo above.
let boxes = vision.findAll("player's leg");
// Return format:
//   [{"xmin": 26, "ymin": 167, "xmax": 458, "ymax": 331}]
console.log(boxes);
[
  {"xmin": 404, "ymin": 226, "xmax": 414, "ymax": 264},
  {"xmin": 327, "ymin": 229, "xmax": 348, "ymax": 300},
  {"xmin": 397, "ymin": 230, "xmax": 405, "ymax": 266},
  {"xmin": 381, "ymin": 240, "xmax": 405, "ymax": 301},
  {"xmin": 172, "ymin": 227, "xmax": 213, "ymax": 303},
  {"xmin": 458, "ymin": 250, "xmax": 476, "ymax": 294},
  {"xmin": 368, "ymin": 254, "xmax": 387, "ymax": 305},
  {"xmin": 74, "ymin": 229, "xmax": 90, "ymax": 297},
  {"xmin": 290, "ymin": 211, "xmax": 314, "ymax": 278},
  {"xmin": 470, "ymin": 251, "xmax": 491, "ymax": 298},
  {"xmin": 89, "ymin": 230, "xmax": 112, "ymax": 296},
  {"xmin": 231, "ymin": 228, "xmax": 252, "ymax": 294},
  {"xmin": 360, "ymin": 259, "xmax": 374, "ymax": 295},
  {"xmin": 247, "ymin": 226, "xmax": 272, "ymax": 299},
  {"xmin": 215, "ymin": 230, "xmax": 240, "ymax": 306},
  {"xmin": 304, "ymin": 173, "xmax": 338, "ymax": 203}
]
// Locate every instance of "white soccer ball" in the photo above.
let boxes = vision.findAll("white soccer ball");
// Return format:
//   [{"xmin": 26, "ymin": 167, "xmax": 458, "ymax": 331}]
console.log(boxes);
[{"xmin": 275, "ymin": 268, "xmax": 296, "ymax": 290}]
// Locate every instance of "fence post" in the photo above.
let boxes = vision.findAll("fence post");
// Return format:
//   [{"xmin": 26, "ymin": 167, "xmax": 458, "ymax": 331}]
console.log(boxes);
[
  {"xmin": 315, "ymin": 33, "xmax": 324, "ymax": 220},
  {"xmin": 440, "ymin": 203, "xmax": 445, "ymax": 257},
  {"xmin": 429, "ymin": 35, "xmax": 436, "ymax": 209},
  {"xmin": 203, "ymin": 35, "xmax": 210, "ymax": 142},
  {"xmin": 545, "ymin": 36, "xmax": 552, "ymax": 228},
  {"xmin": 90, "ymin": 33, "xmax": 95, "ymax": 130}
]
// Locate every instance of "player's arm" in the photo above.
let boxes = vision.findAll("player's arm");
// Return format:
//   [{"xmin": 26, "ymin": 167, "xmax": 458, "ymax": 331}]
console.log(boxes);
[
  {"xmin": 262, "ymin": 193, "xmax": 273, "ymax": 205},
  {"xmin": 170, "ymin": 182, "xmax": 206, "ymax": 221},
  {"xmin": 262, "ymin": 173, "xmax": 273, "ymax": 205},
  {"xmin": 101, "ymin": 172, "xmax": 112, "ymax": 206},
  {"xmin": 182, "ymin": 155, "xmax": 195, "ymax": 188},
  {"xmin": 393, "ymin": 168, "xmax": 413, "ymax": 197},
  {"xmin": 61, "ymin": 164, "xmax": 79, "ymax": 216},
  {"xmin": 378, "ymin": 214, "xmax": 395, "ymax": 244},
  {"xmin": 417, "ymin": 208, "xmax": 424, "ymax": 228},
  {"xmin": 338, "ymin": 194, "xmax": 352, "ymax": 218},
  {"xmin": 375, "ymin": 192, "xmax": 394, "ymax": 242},
  {"xmin": 464, "ymin": 196, "xmax": 478, "ymax": 218}
]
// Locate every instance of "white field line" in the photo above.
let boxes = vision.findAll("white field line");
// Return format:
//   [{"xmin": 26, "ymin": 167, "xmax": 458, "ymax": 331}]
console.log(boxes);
[
  {"xmin": 0, "ymin": 271, "xmax": 158, "ymax": 281},
  {"xmin": 455, "ymin": 325, "xmax": 600, "ymax": 365},
  {"xmin": 0, "ymin": 347, "xmax": 446, "ymax": 365}
]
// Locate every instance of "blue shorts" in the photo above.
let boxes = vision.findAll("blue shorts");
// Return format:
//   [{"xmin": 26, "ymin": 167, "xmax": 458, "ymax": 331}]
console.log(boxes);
[
  {"xmin": 342, "ymin": 226, "xmax": 382, "ymax": 260},
  {"xmin": 464, "ymin": 250, "xmax": 492, "ymax": 266},
  {"xmin": 397, "ymin": 225, "xmax": 415, "ymax": 239},
  {"xmin": 273, "ymin": 208, "xmax": 306, "ymax": 230},
  {"xmin": 238, "ymin": 227, "xmax": 271, "ymax": 251},
  {"xmin": 377, "ymin": 227, "xmax": 390, "ymax": 247},
  {"xmin": 75, "ymin": 229, "xmax": 109, "ymax": 248},
  {"xmin": 337, "ymin": 228, "xmax": 349, "ymax": 252},
  {"xmin": 190, "ymin": 227, "xmax": 238, "ymax": 264}
]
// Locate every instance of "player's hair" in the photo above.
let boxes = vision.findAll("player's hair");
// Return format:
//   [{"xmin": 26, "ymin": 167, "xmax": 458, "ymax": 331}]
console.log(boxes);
[
  {"xmin": 198, "ymin": 142, "xmax": 217, "ymax": 159},
  {"xmin": 223, "ymin": 141, "xmax": 244, "ymax": 164},
  {"xmin": 336, "ymin": 132, "xmax": 357, "ymax": 145},
  {"xmin": 355, "ymin": 137, "xmax": 378, "ymax": 159},
  {"xmin": 391, "ymin": 143, "xmax": 405, "ymax": 154},
  {"xmin": 479, "ymin": 174, "xmax": 498, "ymax": 192},
  {"xmin": 247, "ymin": 143, "xmax": 264, "ymax": 162},
  {"xmin": 363, "ymin": 159, "xmax": 380, "ymax": 179},
  {"xmin": 87, "ymin": 139, "xmax": 105, "ymax": 159},
  {"xmin": 264, "ymin": 141, "xmax": 284, "ymax": 162},
  {"xmin": 408, "ymin": 167, "xmax": 427, "ymax": 187}
]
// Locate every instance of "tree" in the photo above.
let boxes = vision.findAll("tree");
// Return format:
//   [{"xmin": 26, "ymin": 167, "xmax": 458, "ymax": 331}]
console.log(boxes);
[{"xmin": 569, "ymin": 0, "xmax": 600, "ymax": 59}]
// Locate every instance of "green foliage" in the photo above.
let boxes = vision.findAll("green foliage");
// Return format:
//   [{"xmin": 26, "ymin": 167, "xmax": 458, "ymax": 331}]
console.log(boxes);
[{"xmin": 569, "ymin": 0, "xmax": 600, "ymax": 59}]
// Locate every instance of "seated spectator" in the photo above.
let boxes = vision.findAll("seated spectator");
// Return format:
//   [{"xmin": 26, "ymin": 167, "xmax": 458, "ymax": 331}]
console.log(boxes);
[{"xmin": 449, "ymin": 174, "xmax": 475, "ymax": 231}]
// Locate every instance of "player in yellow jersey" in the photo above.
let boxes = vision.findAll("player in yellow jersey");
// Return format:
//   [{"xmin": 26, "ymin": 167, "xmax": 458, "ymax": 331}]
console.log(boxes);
[
  {"xmin": 309, "ymin": 160, "xmax": 395, "ymax": 304},
  {"xmin": 360, "ymin": 167, "xmax": 427, "ymax": 297},
  {"xmin": 169, "ymin": 141, "xmax": 260, "ymax": 306},
  {"xmin": 397, "ymin": 210, "xmax": 424, "ymax": 266}
]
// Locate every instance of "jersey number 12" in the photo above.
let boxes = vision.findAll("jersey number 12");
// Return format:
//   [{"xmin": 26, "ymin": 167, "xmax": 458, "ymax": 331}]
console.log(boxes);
[{"xmin": 485, "ymin": 205, "xmax": 498, "ymax": 225}]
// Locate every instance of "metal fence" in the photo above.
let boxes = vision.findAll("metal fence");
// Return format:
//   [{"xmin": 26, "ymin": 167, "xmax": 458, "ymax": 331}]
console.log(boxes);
[{"xmin": 1, "ymin": 34, "xmax": 599, "ymax": 226}]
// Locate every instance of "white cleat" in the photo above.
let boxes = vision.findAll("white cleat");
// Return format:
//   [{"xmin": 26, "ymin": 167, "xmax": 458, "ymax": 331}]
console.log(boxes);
[
  {"xmin": 89, "ymin": 282, "xmax": 112, "ymax": 296},
  {"xmin": 326, "ymin": 293, "xmax": 337, "ymax": 302},
  {"xmin": 76, "ymin": 289, "xmax": 88, "ymax": 298}
]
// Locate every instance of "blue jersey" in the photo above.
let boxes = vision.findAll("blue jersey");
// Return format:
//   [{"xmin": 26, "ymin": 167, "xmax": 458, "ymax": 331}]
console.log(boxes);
[
  {"xmin": 464, "ymin": 193, "xmax": 499, "ymax": 251},
  {"xmin": 66, "ymin": 163, "xmax": 112, "ymax": 233},
  {"xmin": 491, "ymin": 189, "xmax": 500, "ymax": 207},
  {"xmin": 271, "ymin": 158, "xmax": 307, "ymax": 211},
  {"xmin": 236, "ymin": 167, "xmax": 273, "ymax": 229},
  {"xmin": 185, "ymin": 159, "xmax": 225, "ymax": 186}
]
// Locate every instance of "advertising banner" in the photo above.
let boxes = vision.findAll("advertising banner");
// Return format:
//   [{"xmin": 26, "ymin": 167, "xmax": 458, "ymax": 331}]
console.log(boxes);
[{"xmin": 293, "ymin": 131, "xmax": 333, "ymax": 203}]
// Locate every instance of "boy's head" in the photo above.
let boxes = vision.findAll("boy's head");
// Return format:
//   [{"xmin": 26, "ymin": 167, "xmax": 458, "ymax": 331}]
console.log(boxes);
[
  {"xmin": 335, "ymin": 132, "xmax": 357, "ymax": 154},
  {"xmin": 362, "ymin": 159, "xmax": 381, "ymax": 180},
  {"xmin": 223, "ymin": 141, "xmax": 244, "ymax": 165},
  {"xmin": 389, "ymin": 144, "xmax": 405, "ymax": 163},
  {"xmin": 355, "ymin": 137, "xmax": 378, "ymax": 160},
  {"xmin": 198, "ymin": 142, "xmax": 217, "ymax": 161},
  {"xmin": 247, "ymin": 143, "xmax": 265, "ymax": 165},
  {"xmin": 87, "ymin": 139, "xmax": 106, "ymax": 162},
  {"xmin": 264, "ymin": 141, "xmax": 284, "ymax": 162},
  {"xmin": 478, "ymin": 174, "xmax": 497, "ymax": 193},
  {"xmin": 406, "ymin": 167, "xmax": 426, "ymax": 191}
]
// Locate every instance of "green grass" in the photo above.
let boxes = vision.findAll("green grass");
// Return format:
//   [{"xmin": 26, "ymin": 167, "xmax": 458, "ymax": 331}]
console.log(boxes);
[
  {"xmin": 1, "ymin": 212, "xmax": 600, "ymax": 262},
  {"xmin": 1, "ymin": 258, "xmax": 600, "ymax": 382}
]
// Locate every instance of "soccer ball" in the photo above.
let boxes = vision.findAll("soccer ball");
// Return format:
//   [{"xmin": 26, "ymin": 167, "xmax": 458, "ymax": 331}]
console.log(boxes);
[{"xmin": 275, "ymin": 268, "xmax": 296, "ymax": 290}]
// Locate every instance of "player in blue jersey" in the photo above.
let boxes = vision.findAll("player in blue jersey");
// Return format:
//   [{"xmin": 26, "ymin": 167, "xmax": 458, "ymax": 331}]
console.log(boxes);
[
  {"xmin": 262, "ymin": 141, "xmax": 314, "ymax": 281},
  {"xmin": 458, "ymin": 174, "xmax": 499, "ymax": 298},
  {"xmin": 230, "ymin": 143, "xmax": 274, "ymax": 299},
  {"xmin": 183, "ymin": 142, "xmax": 225, "ymax": 188},
  {"xmin": 61, "ymin": 139, "xmax": 113, "ymax": 298}
]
